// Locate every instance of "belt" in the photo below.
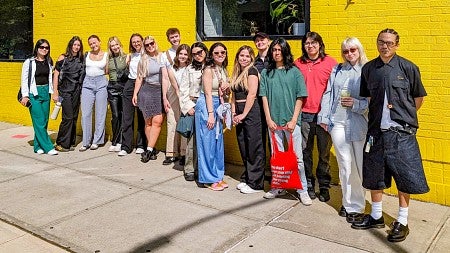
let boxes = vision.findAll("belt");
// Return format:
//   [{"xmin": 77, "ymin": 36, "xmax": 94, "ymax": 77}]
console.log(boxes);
[
  {"xmin": 36, "ymin": 84, "xmax": 49, "ymax": 86},
  {"xmin": 381, "ymin": 125, "xmax": 415, "ymax": 134}
]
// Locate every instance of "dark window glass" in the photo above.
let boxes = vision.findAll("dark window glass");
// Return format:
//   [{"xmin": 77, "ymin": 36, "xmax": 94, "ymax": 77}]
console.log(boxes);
[
  {"xmin": 0, "ymin": 0, "xmax": 33, "ymax": 61},
  {"xmin": 197, "ymin": 0, "xmax": 309, "ymax": 40}
]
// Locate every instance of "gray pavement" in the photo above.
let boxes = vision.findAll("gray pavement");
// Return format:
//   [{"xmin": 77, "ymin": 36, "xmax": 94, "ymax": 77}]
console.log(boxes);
[{"xmin": 0, "ymin": 121, "xmax": 449, "ymax": 253}]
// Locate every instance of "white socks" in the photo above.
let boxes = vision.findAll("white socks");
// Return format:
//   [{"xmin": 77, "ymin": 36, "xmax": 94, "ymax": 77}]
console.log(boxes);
[
  {"xmin": 147, "ymin": 147, "xmax": 153, "ymax": 151},
  {"xmin": 371, "ymin": 201, "xmax": 383, "ymax": 219},
  {"xmin": 397, "ymin": 207, "xmax": 409, "ymax": 226}
]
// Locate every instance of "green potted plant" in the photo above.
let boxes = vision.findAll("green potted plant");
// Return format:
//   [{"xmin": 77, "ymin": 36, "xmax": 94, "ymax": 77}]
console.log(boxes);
[{"xmin": 269, "ymin": 0, "xmax": 305, "ymax": 35}]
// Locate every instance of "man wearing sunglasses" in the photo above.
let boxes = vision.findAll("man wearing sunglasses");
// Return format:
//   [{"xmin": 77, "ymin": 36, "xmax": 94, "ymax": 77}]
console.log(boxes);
[{"xmin": 352, "ymin": 28, "xmax": 429, "ymax": 243}]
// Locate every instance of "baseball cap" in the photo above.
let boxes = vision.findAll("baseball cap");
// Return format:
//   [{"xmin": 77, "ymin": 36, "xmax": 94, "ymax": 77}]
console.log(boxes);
[{"xmin": 253, "ymin": 32, "xmax": 269, "ymax": 41}]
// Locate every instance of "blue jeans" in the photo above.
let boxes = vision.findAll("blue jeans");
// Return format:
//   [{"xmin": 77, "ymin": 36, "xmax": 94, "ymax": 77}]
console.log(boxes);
[{"xmin": 271, "ymin": 126, "xmax": 308, "ymax": 194}]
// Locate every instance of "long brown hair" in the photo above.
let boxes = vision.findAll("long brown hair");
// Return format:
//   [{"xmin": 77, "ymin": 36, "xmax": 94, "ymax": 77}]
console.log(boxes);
[
  {"xmin": 173, "ymin": 44, "xmax": 192, "ymax": 71},
  {"xmin": 230, "ymin": 45, "xmax": 255, "ymax": 91}
]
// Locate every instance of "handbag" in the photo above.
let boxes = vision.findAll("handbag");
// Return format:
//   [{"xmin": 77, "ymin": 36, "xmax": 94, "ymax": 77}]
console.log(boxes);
[
  {"xmin": 17, "ymin": 58, "xmax": 33, "ymax": 108},
  {"xmin": 113, "ymin": 56, "xmax": 129, "ymax": 83},
  {"xmin": 270, "ymin": 127, "xmax": 302, "ymax": 190},
  {"xmin": 176, "ymin": 113, "xmax": 194, "ymax": 138}
]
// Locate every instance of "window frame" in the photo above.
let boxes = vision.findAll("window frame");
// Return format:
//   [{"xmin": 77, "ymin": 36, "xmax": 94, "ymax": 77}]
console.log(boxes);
[
  {"xmin": 196, "ymin": 0, "xmax": 310, "ymax": 41},
  {"xmin": 0, "ymin": 0, "xmax": 33, "ymax": 62}
]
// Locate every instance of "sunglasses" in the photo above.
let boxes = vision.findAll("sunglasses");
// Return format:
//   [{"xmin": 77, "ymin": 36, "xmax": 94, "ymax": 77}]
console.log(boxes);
[
  {"xmin": 39, "ymin": 46, "xmax": 50, "ymax": 50},
  {"xmin": 144, "ymin": 41, "xmax": 155, "ymax": 48},
  {"xmin": 192, "ymin": 49, "xmax": 204, "ymax": 57},
  {"xmin": 213, "ymin": 51, "xmax": 226, "ymax": 56},
  {"xmin": 343, "ymin": 48, "xmax": 358, "ymax": 55}
]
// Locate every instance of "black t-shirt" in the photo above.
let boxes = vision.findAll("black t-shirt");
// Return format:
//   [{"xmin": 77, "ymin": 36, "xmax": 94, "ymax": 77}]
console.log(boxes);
[
  {"xmin": 232, "ymin": 67, "xmax": 258, "ymax": 100},
  {"xmin": 34, "ymin": 60, "xmax": 50, "ymax": 85},
  {"xmin": 360, "ymin": 54, "xmax": 427, "ymax": 134}
]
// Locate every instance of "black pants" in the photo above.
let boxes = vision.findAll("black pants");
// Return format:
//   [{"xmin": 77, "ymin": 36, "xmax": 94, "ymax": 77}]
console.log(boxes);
[
  {"xmin": 107, "ymin": 88, "xmax": 123, "ymax": 146},
  {"xmin": 301, "ymin": 113, "xmax": 332, "ymax": 189},
  {"xmin": 56, "ymin": 87, "xmax": 81, "ymax": 149},
  {"xmin": 121, "ymin": 79, "xmax": 146, "ymax": 153},
  {"xmin": 236, "ymin": 101, "xmax": 266, "ymax": 190}
]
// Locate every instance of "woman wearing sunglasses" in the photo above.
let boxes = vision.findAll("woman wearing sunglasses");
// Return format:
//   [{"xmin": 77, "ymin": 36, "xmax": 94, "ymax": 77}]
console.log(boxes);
[
  {"xmin": 132, "ymin": 35, "xmax": 170, "ymax": 162},
  {"xmin": 318, "ymin": 37, "xmax": 369, "ymax": 222},
  {"xmin": 179, "ymin": 42, "xmax": 208, "ymax": 182},
  {"xmin": 196, "ymin": 42, "xmax": 230, "ymax": 191},
  {"xmin": 20, "ymin": 39, "xmax": 58, "ymax": 155}
]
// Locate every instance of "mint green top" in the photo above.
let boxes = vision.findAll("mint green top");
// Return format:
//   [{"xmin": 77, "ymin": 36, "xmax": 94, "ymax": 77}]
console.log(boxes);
[{"xmin": 259, "ymin": 67, "xmax": 307, "ymax": 126}]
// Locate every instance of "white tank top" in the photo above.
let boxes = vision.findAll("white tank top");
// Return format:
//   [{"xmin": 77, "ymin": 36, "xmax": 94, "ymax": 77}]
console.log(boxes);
[{"xmin": 85, "ymin": 52, "xmax": 107, "ymax": 77}]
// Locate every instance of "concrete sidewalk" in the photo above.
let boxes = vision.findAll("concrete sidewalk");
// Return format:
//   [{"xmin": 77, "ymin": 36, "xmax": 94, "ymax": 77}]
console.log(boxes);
[{"xmin": 0, "ymin": 121, "xmax": 449, "ymax": 253}]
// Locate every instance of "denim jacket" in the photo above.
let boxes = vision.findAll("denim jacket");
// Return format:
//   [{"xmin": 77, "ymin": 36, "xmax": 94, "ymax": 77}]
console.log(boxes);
[{"xmin": 318, "ymin": 63, "xmax": 368, "ymax": 142}]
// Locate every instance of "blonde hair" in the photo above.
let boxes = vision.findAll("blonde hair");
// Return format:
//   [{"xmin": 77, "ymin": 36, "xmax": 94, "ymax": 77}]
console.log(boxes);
[
  {"xmin": 230, "ymin": 45, "xmax": 256, "ymax": 91},
  {"xmin": 137, "ymin": 35, "xmax": 161, "ymax": 78},
  {"xmin": 107, "ymin": 36, "xmax": 125, "ymax": 59},
  {"xmin": 341, "ymin": 37, "xmax": 368, "ymax": 66}
]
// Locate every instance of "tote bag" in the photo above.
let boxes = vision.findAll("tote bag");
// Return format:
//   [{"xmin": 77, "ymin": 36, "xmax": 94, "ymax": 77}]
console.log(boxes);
[{"xmin": 270, "ymin": 127, "xmax": 302, "ymax": 190}]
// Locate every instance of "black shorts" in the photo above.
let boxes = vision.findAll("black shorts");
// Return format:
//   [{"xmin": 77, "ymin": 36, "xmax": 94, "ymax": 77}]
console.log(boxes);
[{"xmin": 362, "ymin": 129, "xmax": 429, "ymax": 194}]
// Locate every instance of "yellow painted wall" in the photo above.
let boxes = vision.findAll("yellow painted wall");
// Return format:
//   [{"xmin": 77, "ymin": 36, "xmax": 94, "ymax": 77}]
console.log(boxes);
[{"xmin": 0, "ymin": 0, "xmax": 448, "ymax": 205}]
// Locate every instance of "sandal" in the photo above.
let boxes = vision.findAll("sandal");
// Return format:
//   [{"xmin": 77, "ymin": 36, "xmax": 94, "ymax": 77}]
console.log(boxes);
[
  {"xmin": 219, "ymin": 180, "xmax": 229, "ymax": 188},
  {"xmin": 207, "ymin": 182, "xmax": 224, "ymax": 191}
]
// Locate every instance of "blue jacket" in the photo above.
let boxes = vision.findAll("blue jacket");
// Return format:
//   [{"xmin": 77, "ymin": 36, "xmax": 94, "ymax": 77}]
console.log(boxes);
[{"xmin": 318, "ymin": 63, "xmax": 368, "ymax": 142}]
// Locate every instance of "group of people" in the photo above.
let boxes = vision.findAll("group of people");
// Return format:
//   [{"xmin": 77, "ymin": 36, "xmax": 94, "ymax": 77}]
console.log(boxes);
[{"xmin": 19, "ymin": 28, "xmax": 428, "ymax": 243}]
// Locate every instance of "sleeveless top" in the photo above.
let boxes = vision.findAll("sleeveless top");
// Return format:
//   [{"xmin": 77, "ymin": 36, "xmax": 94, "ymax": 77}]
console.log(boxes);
[
  {"xmin": 85, "ymin": 52, "xmax": 107, "ymax": 77},
  {"xmin": 108, "ymin": 54, "xmax": 127, "ymax": 81},
  {"xmin": 203, "ymin": 65, "xmax": 227, "ymax": 95}
]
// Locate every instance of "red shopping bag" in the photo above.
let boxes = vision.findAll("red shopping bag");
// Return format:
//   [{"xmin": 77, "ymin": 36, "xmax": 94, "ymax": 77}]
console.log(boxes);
[{"xmin": 270, "ymin": 127, "xmax": 303, "ymax": 190}]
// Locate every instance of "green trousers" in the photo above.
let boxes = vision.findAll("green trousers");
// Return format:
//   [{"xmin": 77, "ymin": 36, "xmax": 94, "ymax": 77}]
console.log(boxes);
[{"xmin": 29, "ymin": 85, "xmax": 54, "ymax": 153}]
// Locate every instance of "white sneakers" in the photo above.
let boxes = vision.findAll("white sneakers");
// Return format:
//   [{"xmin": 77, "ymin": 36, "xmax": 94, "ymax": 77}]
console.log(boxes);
[
  {"xmin": 36, "ymin": 149, "xmax": 44, "ymax": 155},
  {"xmin": 109, "ymin": 144, "xmax": 121, "ymax": 152},
  {"xmin": 118, "ymin": 150, "xmax": 127, "ymax": 156},
  {"xmin": 298, "ymin": 191, "xmax": 312, "ymax": 206},
  {"xmin": 263, "ymin": 189, "xmax": 287, "ymax": 199},
  {"xmin": 47, "ymin": 149, "xmax": 59, "ymax": 156},
  {"xmin": 90, "ymin": 144, "xmax": 99, "ymax": 150},
  {"xmin": 236, "ymin": 182, "xmax": 247, "ymax": 190},
  {"xmin": 240, "ymin": 185, "xmax": 262, "ymax": 194},
  {"xmin": 135, "ymin": 148, "xmax": 145, "ymax": 154}
]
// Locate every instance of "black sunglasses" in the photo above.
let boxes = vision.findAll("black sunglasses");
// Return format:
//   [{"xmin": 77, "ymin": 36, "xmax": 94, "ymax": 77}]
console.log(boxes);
[
  {"xmin": 144, "ymin": 41, "xmax": 155, "ymax": 48},
  {"xmin": 192, "ymin": 49, "xmax": 204, "ymax": 56},
  {"xmin": 39, "ymin": 46, "xmax": 50, "ymax": 50}
]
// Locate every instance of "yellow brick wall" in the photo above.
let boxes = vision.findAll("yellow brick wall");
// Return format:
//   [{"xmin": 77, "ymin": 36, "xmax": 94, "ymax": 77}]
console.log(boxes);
[{"xmin": 0, "ymin": 0, "xmax": 448, "ymax": 205}]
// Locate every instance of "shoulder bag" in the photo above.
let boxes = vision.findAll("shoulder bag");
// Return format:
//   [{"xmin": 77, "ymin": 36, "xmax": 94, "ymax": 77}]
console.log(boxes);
[{"xmin": 17, "ymin": 58, "xmax": 33, "ymax": 107}]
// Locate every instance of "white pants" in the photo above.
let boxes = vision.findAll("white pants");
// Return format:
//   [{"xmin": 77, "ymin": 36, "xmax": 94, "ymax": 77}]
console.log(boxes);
[{"xmin": 330, "ymin": 123, "xmax": 365, "ymax": 213}]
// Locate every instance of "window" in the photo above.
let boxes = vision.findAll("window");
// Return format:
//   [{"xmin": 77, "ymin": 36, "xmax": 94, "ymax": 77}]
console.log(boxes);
[
  {"xmin": 0, "ymin": 0, "xmax": 33, "ymax": 61},
  {"xmin": 197, "ymin": 0, "xmax": 309, "ymax": 40}
]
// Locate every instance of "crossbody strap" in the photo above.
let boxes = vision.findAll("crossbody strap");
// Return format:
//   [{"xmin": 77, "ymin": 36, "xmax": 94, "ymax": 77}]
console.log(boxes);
[{"xmin": 165, "ymin": 51, "xmax": 173, "ymax": 65}]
